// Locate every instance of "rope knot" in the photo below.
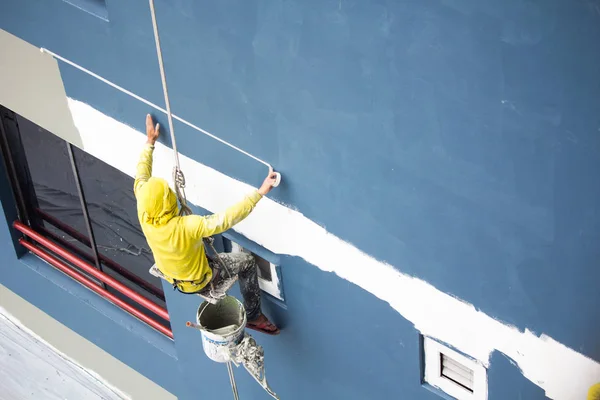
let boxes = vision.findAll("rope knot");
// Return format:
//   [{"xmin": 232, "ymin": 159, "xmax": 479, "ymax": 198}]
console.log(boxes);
[{"xmin": 173, "ymin": 167, "xmax": 186, "ymax": 188}]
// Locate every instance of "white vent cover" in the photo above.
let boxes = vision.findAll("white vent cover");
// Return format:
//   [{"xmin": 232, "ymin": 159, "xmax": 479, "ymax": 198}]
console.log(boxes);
[
  {"xmin": 423, "ymin": 337, "xmax": 487, "ymax": 400},
  {"xmin": 441, "ymin": 353, "xmax": 474, "ymax": 392}
]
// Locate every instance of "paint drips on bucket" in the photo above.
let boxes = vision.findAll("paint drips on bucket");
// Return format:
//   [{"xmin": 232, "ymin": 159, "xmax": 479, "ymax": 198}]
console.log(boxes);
[{"xmin": 196, "ymin": 296, "xmax": 247, "ymax": 363}]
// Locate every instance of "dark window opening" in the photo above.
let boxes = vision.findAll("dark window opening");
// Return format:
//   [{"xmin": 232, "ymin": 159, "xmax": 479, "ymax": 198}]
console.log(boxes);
[
  {"xmin": 255, "ymin": 253, "xmax": 273, "ymax": 282},
  {"xmin": 17, "ymin": 116, "xmax": 103, "ymax": 286},
  {"xmin": 0, "ymin": 105, "xmax": 169, "ymax": 333}
]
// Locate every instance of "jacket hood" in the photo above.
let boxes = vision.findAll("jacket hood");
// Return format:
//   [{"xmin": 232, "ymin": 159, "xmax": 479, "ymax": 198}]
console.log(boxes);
[{"xmin": 137, "ymin": 177, "xmax": 178, "ymax": 226}]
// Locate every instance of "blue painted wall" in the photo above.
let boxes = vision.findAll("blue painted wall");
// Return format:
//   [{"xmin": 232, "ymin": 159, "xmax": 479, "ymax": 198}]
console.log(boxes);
[{"xmin": 1, "ymin": 0, "xmax": 599, "ymax": 398}]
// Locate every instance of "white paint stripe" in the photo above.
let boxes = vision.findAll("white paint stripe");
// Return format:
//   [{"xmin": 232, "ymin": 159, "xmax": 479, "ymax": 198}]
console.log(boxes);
[{"xmin": 69, "ymin": 98, "xmax": 600, "ymax": 400}]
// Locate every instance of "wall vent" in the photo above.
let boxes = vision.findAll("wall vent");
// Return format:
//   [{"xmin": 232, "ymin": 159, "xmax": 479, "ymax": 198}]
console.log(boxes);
[
  {"xmin": 441, "ymin": 353, "xmax": 474, "ymax": 392},
  {"xmin": 423, "ymin": 337, "xmax": 487, "ymax": 400}
]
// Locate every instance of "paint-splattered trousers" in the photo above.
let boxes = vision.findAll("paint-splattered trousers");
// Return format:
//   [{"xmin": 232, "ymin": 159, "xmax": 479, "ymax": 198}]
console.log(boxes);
[{"xmin": 204, "ymin": 252, "xmax": 261, "ymax": 321}]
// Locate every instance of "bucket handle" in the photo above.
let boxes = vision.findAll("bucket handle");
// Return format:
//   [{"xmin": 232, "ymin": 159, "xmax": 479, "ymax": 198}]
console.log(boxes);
[{"xmin": 186, "ymin": 321, "xmax": 202, "ymax": 330}]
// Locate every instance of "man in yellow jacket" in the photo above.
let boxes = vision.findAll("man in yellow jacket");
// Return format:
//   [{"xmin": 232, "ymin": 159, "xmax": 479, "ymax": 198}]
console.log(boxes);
[{"xmin": 135, "ymin": 114, "xmax": 279, "ymax": 335}]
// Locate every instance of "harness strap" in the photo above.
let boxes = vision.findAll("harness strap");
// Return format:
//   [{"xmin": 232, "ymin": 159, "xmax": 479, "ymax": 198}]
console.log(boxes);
[
  {"xmin": 169, "ymin": 243, "xmax": 226, "ymax": 294},
  {"xmin": 170, "ymin": 275, "xmax": 209, "ymax": 293}
]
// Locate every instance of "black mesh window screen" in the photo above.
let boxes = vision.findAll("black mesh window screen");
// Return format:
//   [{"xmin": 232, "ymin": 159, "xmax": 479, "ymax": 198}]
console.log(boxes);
[{"xmin": 0, "ymin": 106, "xmax": 169, "ymax": 331}]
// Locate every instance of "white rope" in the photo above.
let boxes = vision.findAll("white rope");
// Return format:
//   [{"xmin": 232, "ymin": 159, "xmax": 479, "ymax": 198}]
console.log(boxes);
[
  {"xmin": 149, "ymin": 0, "xmax": 193, "ymax": 217},
  {"xmin": 226, "ymin": 362, "xmax": 240, "ymax": 400},
  {"xmin": 149, "ymin": 0, "xmax": 235, "ymax": 296},
  {"xmin": 175, "ymin": 115, "xmax": 269, "ymax": 167},
  {"xmin": 148, "ymin": 0, "xmax": 177, "ymax": 167},
  {"xmin": 40, "ymin": 48, "xmax": 167, "ymax": 113}
]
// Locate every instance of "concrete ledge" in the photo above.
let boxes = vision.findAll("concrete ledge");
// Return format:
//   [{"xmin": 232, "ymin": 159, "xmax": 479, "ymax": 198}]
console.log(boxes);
[{"xmin": 0, "ymin": 283, "xmax": 176, "ymax": 400}]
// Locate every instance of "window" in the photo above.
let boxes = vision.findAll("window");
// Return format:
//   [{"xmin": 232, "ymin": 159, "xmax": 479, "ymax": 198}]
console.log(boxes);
[
  {"xmin": 0, "ymin": 106, "xmax": 170, "ymax": 335},
  {"xmin": 61, "ymin": 0, "xmax": 109, "ymax": 21},
  {"xmin": 226, "ymin": 239, "xmax": 283, "ymax": 301},
  {"xmin": 422, "ymin": 337, "xmax": 487, "ymax": 400}
]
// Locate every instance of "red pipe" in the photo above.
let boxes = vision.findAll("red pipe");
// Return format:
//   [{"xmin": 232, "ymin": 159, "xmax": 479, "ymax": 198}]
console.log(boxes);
[
  {"xmin": 14, "ymin": 221, "xmax": 169, "ymax": 322},
  {"xmin": 35, "ymin": 208, "xmax": 165, "ymax": 301},
  {"xmin": 19, "ymin": 239, "xmax": 173, "ymax": 339}
]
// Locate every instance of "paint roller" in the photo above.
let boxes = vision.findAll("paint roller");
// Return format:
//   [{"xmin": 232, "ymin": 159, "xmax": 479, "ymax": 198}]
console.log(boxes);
[{"xmin": 39, "ymin": 48, "xmax": 283, "ymax": 191}]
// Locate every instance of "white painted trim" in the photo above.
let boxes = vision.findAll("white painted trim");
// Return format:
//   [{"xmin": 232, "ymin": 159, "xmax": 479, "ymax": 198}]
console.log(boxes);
[
  {"xmin": 67, "ymin": 98, "xmax": 600, "ymax": 400},
  {"xmin": 258, "ymin": 269, "xmax": 282, "ymax": 301},
  {"xmin": 424, "ymin": 337, "xmax": 487, "ymax": 400},
  {"xmin": 229, "ymin": 242, "xmax": 243, "ymax": 254}
]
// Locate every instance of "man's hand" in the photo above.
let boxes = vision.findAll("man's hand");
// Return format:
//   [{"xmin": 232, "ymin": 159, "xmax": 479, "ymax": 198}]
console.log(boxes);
[
  {"xmin": 146, "ymin": 114, "xmax": 160, "ymax": 145},
  {"xmin": 258, "ymin": 170, "xmax": 279, "ymax": 196}
]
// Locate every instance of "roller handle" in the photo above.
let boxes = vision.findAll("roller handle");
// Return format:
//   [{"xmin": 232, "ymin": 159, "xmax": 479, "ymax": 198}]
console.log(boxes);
[{"xmin": 269, "ymin": 166, "xmax": 281, "ymax": 188}]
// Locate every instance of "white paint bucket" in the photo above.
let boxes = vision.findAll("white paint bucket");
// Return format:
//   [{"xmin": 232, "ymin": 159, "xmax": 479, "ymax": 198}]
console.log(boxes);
[{"xmin": 196, "ymin": 296, "xmax": 247, "ymax": 363}]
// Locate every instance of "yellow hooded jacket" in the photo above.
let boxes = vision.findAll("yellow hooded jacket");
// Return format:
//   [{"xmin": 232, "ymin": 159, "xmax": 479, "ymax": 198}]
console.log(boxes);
[{"xmin": 134, "ymin": 143, "xmax": 262, "ymax": 293}]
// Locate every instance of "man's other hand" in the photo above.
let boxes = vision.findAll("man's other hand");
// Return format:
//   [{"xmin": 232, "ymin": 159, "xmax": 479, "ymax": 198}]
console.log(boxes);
[
  {"xmin": 258, "ymin": 170, "xmax": 279, "ymax": 196},
  {"xmin": 146, "ymin": 114, "xmax": 160, "ymax": 145}
]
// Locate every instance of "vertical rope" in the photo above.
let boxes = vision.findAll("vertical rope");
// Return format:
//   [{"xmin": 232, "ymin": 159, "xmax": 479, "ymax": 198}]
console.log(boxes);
[
  {"xmin": 226, "ymin": 362, "xmax": 240, "ymax": 400},
  {"xmin": 148, "ymin": 0, "xmax": 192, "ymax": 216},
  {"xmin": 148, "ymin": 0, "xmax": 233, "ymax": 287}
]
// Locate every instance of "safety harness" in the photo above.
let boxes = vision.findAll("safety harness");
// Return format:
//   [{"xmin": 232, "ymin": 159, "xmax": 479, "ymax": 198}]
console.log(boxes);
[{"xmin": 168, "ymin": 236, "xmax": 232, "ymax": 296}]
